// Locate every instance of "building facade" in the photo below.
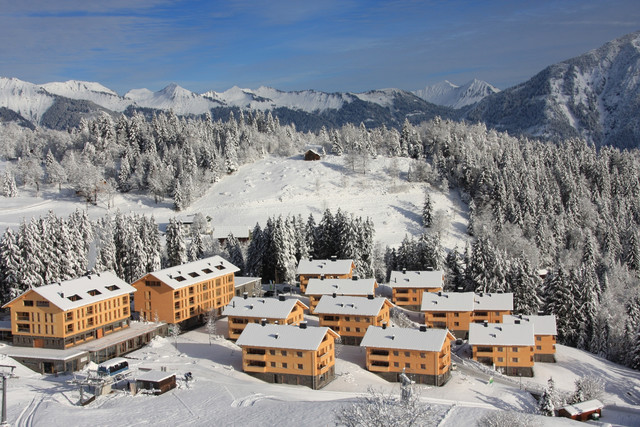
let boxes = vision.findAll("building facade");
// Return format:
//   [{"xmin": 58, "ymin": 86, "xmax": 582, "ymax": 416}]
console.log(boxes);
[
  {"xmin": 314, "ymin": 295, "xmax": 392, "ymax": 345},
  {"xmin": 236, "ymin": 323, "xmax": 339, "ymax": 389},
  {"xmin": 305, "ymin": 277, "xmax": 377, "ymax": 313},
  {"xmin": 360, "ymin": 325, "xmax": 454, "ymax": 386},
  {"xmin": 296, "ymin": 258, "xmax": 355, "ymax": 294},
  {"xmin": 223, "ymin": 296, "xmax": 307, "ymax": 340},
  {"xmin": 504, "ymin": 314, "xmax": 557, "ymax": 362},
  {"xmin": 2, "ymin": 272, "xmax": 134, "ymax": 349},
  {"xmin": 389, "ymin": 270, "xmax": 444, "ymax": 311},
  {"xmin": 131, "ymin": 256, "xmax": 239, "ymax": 328},
  {"xmin": 421, "ymin": 291, "xmax": 475, "ymax": 338},
  {"xmin": 472, "ymin": 292, "xmax": 513, "ymax": 324},
  {"xmin": 468, "ymin": 322, "xmax": 535, "ymax": 377}
]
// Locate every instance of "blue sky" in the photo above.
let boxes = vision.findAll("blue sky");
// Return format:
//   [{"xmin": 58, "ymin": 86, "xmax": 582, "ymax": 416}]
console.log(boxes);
[{"xmin": 1, "ymin": 0, "xmax": 639, "ymax": 95}]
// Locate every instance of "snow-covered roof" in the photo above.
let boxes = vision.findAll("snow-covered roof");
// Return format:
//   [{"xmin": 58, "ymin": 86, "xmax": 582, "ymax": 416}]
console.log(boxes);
[
  {"xmin": 142, "ymin": 256, "xmax": 239, "ymax": 290},
  {"xmin": 313, "ymin": 295, "xmax": 389, "ymax": 316},
  {"xmin": 360, "ymin": 326, "xmax": 451, "ymax": 352},
  {"xmin": 234, "ymin": 276, "xmax": 262, "ymax": 288},
  {"xmin": 388, "ymin": 270, "xmax": 444, "ymax": 289},
  {"xmin": 560, "ymin": 399, "xmax": 603, "ymax": 416},
  {"xmin": 212, "ymin": 226, "xmax": 250, "ymax": 239},
  {"xmin": 135, "ymin": 370, "xmax": 176, "ymax": 382},
  {"xmin": 473, "ymin": 292, "xmax": 514, "ymax": 311},
  {"xmin": 296, "ymin": 258, "xmax": 354, "ymax": 276},
  {"xmin": 222, "ymin": 296, "xmax": 307, "ymax": 319},
  {"xmin": 236, "ymin": 323, "xmax": 338, "ymax": 351},
  {"xmin": 503, "ymin": 314, "xmax": 557, "ymax": 336},
  {"xmin": 3, "ymin": 271, "xmax": 134, "ymax": 312},
  {"xmin": 420, "ymin": 291, "xmax": 475, "ymax": 312},
  {"xmin": 305, "ymin": 278, "xmax": 376, "ymax": 296},
  {"xmin": 468, "ymin": 323, "xmax": 534, "ymax": 347}
]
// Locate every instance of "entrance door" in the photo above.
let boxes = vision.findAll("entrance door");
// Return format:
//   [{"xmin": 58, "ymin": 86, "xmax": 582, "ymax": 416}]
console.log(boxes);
[
  {"xmin": 96, "ymin": 329, "xmax": 104, "ymax": 339},
  {"xmin": 33, "ymin": 338, "xmax": 44, "ymax": 348}
]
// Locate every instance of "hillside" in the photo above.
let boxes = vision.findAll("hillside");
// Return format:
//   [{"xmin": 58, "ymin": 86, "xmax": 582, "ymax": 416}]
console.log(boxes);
[
  {"xmin": 466, "ymin": 30, "xmax": 640, "ymax": 148},
  {"xmin": 413, "ymin": 79, "xmax": 500, "ymax": 109}
]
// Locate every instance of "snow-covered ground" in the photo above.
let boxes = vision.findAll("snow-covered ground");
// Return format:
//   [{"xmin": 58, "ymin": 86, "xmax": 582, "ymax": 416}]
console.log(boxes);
[
  {"xmin": 0, "ymin": 154, "xmax": 470, "ymax": 250},
  {"xmin": 1, "ymin": 319, "xmax": 638, "ymax": 426}
]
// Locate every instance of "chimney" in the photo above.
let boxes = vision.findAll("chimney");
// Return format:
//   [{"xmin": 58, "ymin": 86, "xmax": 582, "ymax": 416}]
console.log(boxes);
[
  {"xmin": 497, "ymin": 326, "xmax": 502, "ymax": 331},
  {"xmin": 320, "ymin": 275, "xmax": 325, "ymax": 280},
  {"xmin": 261, "ymin": 319, "xmax": 267, "ymax": 326},
  {"xmin": 419, "ymin": 325, "xmax": 427, "ymax": 332},
  {"xmin": 438, "ymin": 291, "xmax": 442, "ymax": 296},
  {"xmin": 332, "ymin": 293, "xmax": 337, "ymax": 298},
  {"xmin": 249, "ymin": 304, "xmax": 254, "ymax": 310},
  {"xmin": 331, "ymin": 256, "xmax": 337, "ymax": 262},
  {"xmin": 483, "ymin": 321, "xmax": 488, "ymax": 327},
  {"xmin": 426, "ymin": 267, "xmax": 433, "ymax": 271},
  {"xmin": 243, "ymin": 292, "xmax": 248, "ymax": 299},
  {"xmin": 457, "ymin": 287, "xmax": 463, "ymax": 292},
  {"xmin": 391, "ymin": 334, "xmax": 395, "ymax": 340},
  {"xmin": 382, "ymin": 322, "xmax": 387, "ymax": 329},
  {"xmin": 518, "ymin": 314, "xmax": 523, "ymax": 319},
  {"xmin": 352, "ymin": 276, "xmax": 358, "ymax": 281},
  {"xmin": 299, "ymin": 321, "xmax": 307, "ymax": 329},
  {"xmin": 402, "ymin": 268, "xmax": 406, "ymax": 274},
  {"xmin": 274, "ymin": 333, "xmax": 279, "ymax": 339},
  {"xmin": 274, "ymin": 321, "xmax": 279, "ymax": 324},
  {"xmin": 479, "ymin": 292, "xmax": 484, "ymax": 297},
  {"xmin": 279, "ymin": 295, "xmax": 285, "ymax": 302},
  {"xmin": 367, "ymin": 294, "xmax": 374, "ymax": 300},
  {"xmin": 232, "ymin": 301, "xmax": 235, "ymax": 308},
  {"xmin": 309, "ymin": 256, "xmax": 313, "ymax": 261},
  {"xmin": 515, "ymin": 320, "xmax": 520, "ymax": 325}
]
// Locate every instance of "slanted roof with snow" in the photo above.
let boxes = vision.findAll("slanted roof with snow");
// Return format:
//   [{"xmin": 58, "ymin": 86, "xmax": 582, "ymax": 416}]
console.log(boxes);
[
  {"xmin": 305, "ymin": 278, "xmax": 376, "ymax": 296},
  {"xmin": 296, "ymin": 258, "xmax": 354, "ymax": 276},
  {"xmin": 135, "ymin": 370, "xmax": 176, "ymax": 382},
  {"xmin": 236, "ymin": 323, "xmax": 338, "ymax": 351},
  {"xmin": 223, "ymin": 297, "xmax": 307, "ymax": 319},
  {"xmin": 234, "ymin": 276, "xmax": 262, "ymax": 289},
  {"xmin": 560, "ymin": 399, "xmax": 603, "ymax": 416},
  {"xmin": 314, "ymin": 295, "xmax": 390, "ymax": 316},
  {"xmin": 388, "ymin": 270, "xmax": 444, "ymax": 289},
  {"xmin": 468, "ymin": 323, "xmax": 534, "ymax": 347},
  {"xmin": 212, "ymin": 226, "xmax": 250, "ymax": 240},
  {"xmin": 420, "ymin": 291, "xmax": 474, "ymax": 312},
  {"xmin": 473, "ymin": 292, "xmax": 514, "ymax": 311},
  {"xmin": 3, "ymin": 271, "xmax": 134, "ymax": 312},
  {"xmin": 503, "ymin": 315, "xmax": 557, "ymax": 336},
  {"xmin": 360, "ymin": 326, "xmax": 451, "ymax": 352},
  {"xmin": 142, "ymin": 256, "xmax": 239, "ymax": 290}
]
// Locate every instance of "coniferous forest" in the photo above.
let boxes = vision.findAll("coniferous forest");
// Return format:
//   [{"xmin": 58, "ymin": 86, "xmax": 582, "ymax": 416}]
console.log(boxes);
[{"xmin": 0, "ymin": 110, "xmax": 639, "ymax": 369}]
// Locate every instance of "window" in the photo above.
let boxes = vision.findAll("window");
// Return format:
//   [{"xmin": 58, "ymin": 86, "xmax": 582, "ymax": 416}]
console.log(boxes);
[
  {"xmin": 345, "ymin": 327, "xmax": 351, "ymax": 332},
  {"xmin": 88, "ymin": 289, "xmax": 102, "ymax": 296},
  {"xmin": 497, "ymin": 347, "xmax": 503, "ymax": 352},
  {"xmin": 17, "ymin": 324, "xmax": 30, "ymax": 333},
  {"xmin": 271, "ymin": 362, "xmax": 276, "ymax": 367},
  {"xmin": 298, "ymin": 364, "xmax": 303, "ymax": 370},
  {"xmin": 404, "ymin": 352, "xmax": 410, "ymax": 357},
  {"xmin": 174, "ymin": 291, "xmax": 180, "ymax": 299},
  {"xmin": 270, "ymin": 350, "xmax": 276, "ymax": 355},
  {"xmin": 106, "ymin": 285, "xmax": 120, "ymax": 291},
  {"xmin": 345, "ymin": 317, "xmax": 350, "ymax": 321},
  {"xmin": 189, "ymin": 287, "xmax": 195, "ymax": 294},
  {"xmin": 66, "ymin": 324, "xmax": 74, "ymax": 333},
  {"xmin": 405, "ymin": 363, "xmax": 410, "ymax": 368},
  {"xmin": 454, "ymin": 312, "xmax": 459, "ymax": 317},
  {"xmin": 67, "ymin": 294, "xmax": 82, "ymax": 302},
  {"xmin": 420, "ymin": 353, "xmax": 426, "ymax": 358},
  {"xmin": 16, "ymin": 312, "xmax": 30, "ymax": 321},
  {"xmin": 66, "ymin": 312, "xmax": 73, "ymax": 321},
  {"xmin": 122, "ymin": 296, "xmax": 128, "ymax": 304},
  {"xmin": 536, "ymin": 345, "xmax": 541, "ymax": 350},
  {"xmin": 281, "ymin": 350, "xmax": 287, "ymax": 356},
  {"xmin": 202, "ymin": 268, "xmax": 213, "ymax": 274},
  {"xmin": 511, "ymin": 357, "xmax": 519, "ymax": 363},
  {"xmin": 188, "ymin": 272, "xmax": 200, "ymax": 278},
  {"xmin": 175, "ymin": 276, "xmax": 186, "ymax": 282},
  {"xmin": 497, "ymin": 357, "xmax": 504, "ymax": 362},
  {"xmin": 23, "ymin": 300, "xmax": 34, "ymax": 307},
  {"xmin": 282, "ymin": 363, "xmax": 287, "ymax": 368},
  {"xmin": 297, "ymin": 352, "xmax": 303, "ymax": 357},
  {"xmin": 512, "ymin": 347, "xmax": 519, "ymax": 352},
  {"xmin": 393, "ymin": 351, "xmax": 399, "ymax": 356},
  {"xmin": 393, "ymin": 362, "xmax": 399, "ymax": 367},
  {"xmin": 537, "ymin": 336, "xmax": 542, "ymax": 341},
  {"xmin": 420, "ymin": 364, "xmax": 426, "ymax": 369},
  {"xmin": 36, "ymin": 301, "xmax": 49, "ymax": 307}
]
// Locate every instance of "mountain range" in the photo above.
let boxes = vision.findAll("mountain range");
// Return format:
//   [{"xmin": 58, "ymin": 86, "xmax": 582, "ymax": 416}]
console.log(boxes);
[{"xmin": 1, "ymin": 30, "xmax": 640, "ymax": 148}]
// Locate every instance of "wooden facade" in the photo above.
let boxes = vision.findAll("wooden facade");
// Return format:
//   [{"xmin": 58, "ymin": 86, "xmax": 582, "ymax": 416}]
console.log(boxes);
[
  {"xmin": 223, "ymin": 296, "xmax": 307, "ymax": 340},
  {"xmin": 558, "ymin": 399, "xmax": 603, "ymax": 421},
  {"xmin": 472, "ymin": 292, "xmax": 513, "ymax": 324},
  {"xmin": 296, "ymin": 258, "xmax": 355, "ymax": 294},
  {"xmin": 504, "ymin": 315, "xmax": 557, "ymax": 362},
  {"xmin": 314, "ymin": 295, "xmax": 392, "ymax": 345},
  {"xmin": 135, "ymin": 371, "xmax": 177, "ymax": 395},
  {"xmin": 132, "ymin": 256, "xmax": 239, "ymax": 328},
  {"xmin": 469, "ymin": 323, "xmax": 535, "ymax": 377},
  {"xmin": 360, "ymin": 326, "xmax": 454, "ymax": 386},
  {"xmin": 2, "ymin": 272, "xmax": 134, "ymax": 349},
  {"xmin": 421, "ymin": 291, "xmax": 475, "ymax": 338},
  {"xmin": 236, "ymin": 323, "xmax": 340, "ymax": 390},
  {"xmin": 389, "ymin": 270, "xmax": 444, "ymax": 311}
]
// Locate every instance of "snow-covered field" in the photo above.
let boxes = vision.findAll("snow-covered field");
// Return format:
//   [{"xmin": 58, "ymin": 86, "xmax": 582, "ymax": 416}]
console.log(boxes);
[
  {"xmin": 0, "ymin": 154, "xmax": 470, "ymax": 250},
  {"xmin": 1, "ymin": 319, "xmax": 639, "ymax": 427}
]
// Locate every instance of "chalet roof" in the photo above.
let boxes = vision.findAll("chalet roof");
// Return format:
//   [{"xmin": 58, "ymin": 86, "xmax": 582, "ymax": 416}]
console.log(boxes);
[
  {"xmin": 420, "ymin": 291, "xmax": 475, "ymax": 312},
  {"xmin": 360, "ymin": 326, "xmax": 451, "ymax": 352},
  {"xmin": 468, "ymin": 323, "xmax": 534, "ymax": 347},
  {"xmin": 473, "ymin": 292, "xmax": 514, "ymax": 311},
  {"xmin": 503, "ymin": 314, "xmax": 557, "ymax": 336},
  {"xmin": 296, "ymin": 258, "xmax": 354, "ymax": 276},
  {"xmin": 212, "ymin": 226, "xmax": 250, "ymax": 240},
  {"xmin": 236, "ymin": 323, "xmax": 339, "ymax": 351},
  {"xmin": 313, "ymin": 295, "xmax": 390, "ymax": 316},
  {"xmin": 141, "ymin": 256, "xmax": 239, "ymax": 290},
  {"xmin": 388, "ymin": 270, "xmax": 444, "ymax": 289},
  {"xmin": 222, "ymin": 297, "xmax": 308, "ymax": 319},
  {"xmin": 2, "ymin": 271, "xmax": 134, "ymax": 312},
  {"xmin": 305, "ymin": 278, "xmax": 376, "ymax": 296},
  {"xmin": 135, "ymin": 370, "xmax": 176, "ymax": 382},
  {"xmin": 560, "ymin": 399, "xmax": 604, "ymax": 416}
]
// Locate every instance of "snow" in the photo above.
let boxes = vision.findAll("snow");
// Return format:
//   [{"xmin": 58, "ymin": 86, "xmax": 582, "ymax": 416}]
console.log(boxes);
[
  {"xmin": 0, "ymin": 77, "xmax": 56, "ymax": 122},
  {"xmin": 41, "ymin": 80, "xmax": 132, "ymax": 112},
  {"xmin": 3, "ymin": 322, "xmax": 638, "ymax": 426},
  {"xmin": 0, "ymin": 155, "xmax": 469, "ymax": 251},
  {"xmin": 123, "ymin": 84, "xmax": 221, "ymax": 115},
  {"xmin": 413, "ymin": 79, "xmax": 500, "ymax": 109}
]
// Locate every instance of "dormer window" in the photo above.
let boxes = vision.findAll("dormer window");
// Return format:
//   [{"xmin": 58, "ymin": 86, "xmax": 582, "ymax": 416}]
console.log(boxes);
[
  {"xmin": 202, "ymin": 268, "xmax": 213, "ymax": 274},
  {"xmin": 175, "ymin": 276, "xmax": 186, "ymax": 282},
  {"xmin": 67, "ymin": 294, "xmax": 82, "ymax": 302},
  {"xmin": 106, "ymin": 285, "xmax": 120, "ymax": 291},
  {"xmin": 215, "ymin": 265, "xmax": 225, "ymax": 270},
  {"xmin": 188, "ymin": 272, "xmax": 200, "ymax": 278},
  {"xmin": 88, "ymin": 289, "xmax": 102, "ymax": 296}
]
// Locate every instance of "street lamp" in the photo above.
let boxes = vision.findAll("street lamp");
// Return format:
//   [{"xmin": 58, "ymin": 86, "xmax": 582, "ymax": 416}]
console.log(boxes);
[{"xmin": 0, "ymin": 365, "xmax": 17, "ymax": 426}]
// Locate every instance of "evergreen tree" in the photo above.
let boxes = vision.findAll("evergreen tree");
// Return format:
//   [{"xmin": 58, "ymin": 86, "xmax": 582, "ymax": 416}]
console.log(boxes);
[
  {"xmin": 165, "ymin": 217, "xmax": 187, "ymax": 267},
  {"xmin": 2, "ymin": 170, "xmax": 18, "ymax": 197},
  {"xmin": 17, "ymin": 219, "xmax": 45, "ymax": 290},
  {"xmin": 246, "ymin": 223, "xmax": 265, "ymax": 278},
  {"xmin": 0, "ymin": 228, "xmax": 22, "ymax": 303},
  {"xmin": 422, "ymin": 192, "xmax": 433, "ymax": 228},
  {"xmin": 538, "ymin": 377, "xmax": 557, "ymax": 416},
  {"xmin": 226, "ymin": 233, "xmax": 245, "ymax": 274}
]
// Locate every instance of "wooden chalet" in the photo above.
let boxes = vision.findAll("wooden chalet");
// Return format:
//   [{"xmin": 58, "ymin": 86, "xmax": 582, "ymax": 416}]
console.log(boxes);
[
  {"xmin": 503, "ymin": 314, "xmax": 557, "ymax": 362},
  {"xmin": 131, "ymin": 256, "xmax": 239, "ymax": 329},
  {"xmin": 472, "ymin": 292, "xmax": 513, "ymax": 324},
  {"xmin": 2, "ymin": 272, "xmax": 134, "ymax": 349},
  {"xmin": 314, "ymin": 295, "xmax": 392, "ymax": 345},
  {"xmin": 304, "ymin": 277, "xmax": 378, "ymax": 313},
  {"xmin": 468, "ymin": 322, "xmax": 535, "ymax": 377},
  {"xmin": 558, "ymin": 399, "xmax": 604, "ymax": 421},
  {"xmin": 421, "ymin": 291, "xmax": 475, "ymax": 338},
  {"xmin": 296, "ymin": 257, "xmax": 355, "ymax": 294},
  {"xmin": 134, "ymin": 371, "xmax": 177, "ymax": 395},
  {"xmin": 389, "ymin": 270, "xmax": 444, "ymax": 311},
  {"xmin": 236, "ymin": 323, "xmax": 340, "ymax": 389},
  {"xmin": 360, "ymin": 325, "xmax": 455, "ymax": 386},
  {"xmin": 222, "ymin": 295, "xmax": 307, "ymax": 340}
]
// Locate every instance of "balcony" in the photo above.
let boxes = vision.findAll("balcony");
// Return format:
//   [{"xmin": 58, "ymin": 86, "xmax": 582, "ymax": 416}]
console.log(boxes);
[
  {"xmin": 370, "ymin": 360, "xmax": 389, "ymax": 368},
  {"xmin": 245, "ymin": 353, "xmax": 267, "ymax": 362},
  {"xmin": 370, "ymin": 349, "xmax": 389, "ymax": 356}
]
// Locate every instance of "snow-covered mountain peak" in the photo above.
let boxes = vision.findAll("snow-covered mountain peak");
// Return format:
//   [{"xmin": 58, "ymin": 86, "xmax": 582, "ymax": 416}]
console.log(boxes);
[
  {"xmin": 41, "ymin": 80, "xmax": 119, "ymax": 97},
  {"xmin": 413, "ymin": 79, "xmax": 499, "ymax": 108},
  {"xmin": 0, "ymin": 76, "xmax": 55, "ymax": 122},
  {"xmin": 124, "ymin": 88, "xmax": 154, "ymax": 100}
]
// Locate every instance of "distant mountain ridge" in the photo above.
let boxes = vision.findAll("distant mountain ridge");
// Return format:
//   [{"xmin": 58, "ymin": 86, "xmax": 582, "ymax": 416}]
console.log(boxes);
[
  {"xmin": 413, "ymin": 79, "xmax": 500, "ymax": 109},
  {"xmin": 466, "ymin": 30, "xmax": 640, "ymax": 148},
  {"xmin": 1, "ymin": 30, "xmax": 640, "ymax": 148}
]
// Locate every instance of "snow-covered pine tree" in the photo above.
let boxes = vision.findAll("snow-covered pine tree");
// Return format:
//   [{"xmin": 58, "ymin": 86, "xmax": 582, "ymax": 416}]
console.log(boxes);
[
  {"xmin": 165, "ymin": 217, "xmax": 187, "ymax": 268},
  {"xmin": 2, "ymin": 170, "xmax": 18, "ymax": 197},
  {"xmin": 422, "ymin": 192, "xmax": 433, "ymax": 228},
  {"xmin": 246, "ymin": 223, "xmax": 265, "ymax": 277},
  {"xmin": 17, "ymin": 219, "xmax": 45, "ymax": 290},
  {"xmin": 538, "ymin": 377, "xmax": 557, "ymax": 416},
  {"xmin": 0, "ymin": 228, "xmax": 22, "ymax": 303},
  {"xmin": 226, "ymin": 233, "xmax": 245, "ymax": 275}
]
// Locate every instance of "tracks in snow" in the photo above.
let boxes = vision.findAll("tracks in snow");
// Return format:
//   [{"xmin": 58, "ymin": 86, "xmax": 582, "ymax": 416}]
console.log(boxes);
[{"xmin": 14, "ymin": 393, "xmax": 45, "ymax": 427}]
